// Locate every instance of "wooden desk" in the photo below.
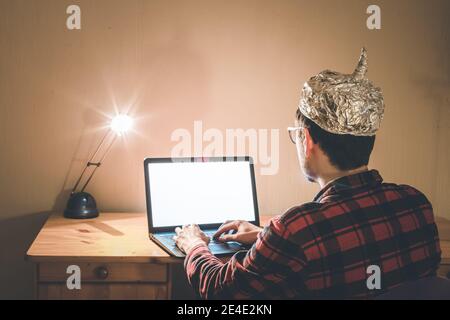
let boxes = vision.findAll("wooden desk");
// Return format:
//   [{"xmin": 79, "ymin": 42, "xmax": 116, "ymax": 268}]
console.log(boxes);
[
  {"xmin": 27, "ymin": 213, "xmax": 450, "ymax": 300},
  {"xmin": 27, "ymin": 212, "xmax": 271, "ymax": 300}
]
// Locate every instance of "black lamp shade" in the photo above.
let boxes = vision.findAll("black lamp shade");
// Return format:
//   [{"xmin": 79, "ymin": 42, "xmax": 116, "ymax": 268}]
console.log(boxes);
[{"xmin": 64, "ymin": 192, "xmax": 99, "ymax": 219}]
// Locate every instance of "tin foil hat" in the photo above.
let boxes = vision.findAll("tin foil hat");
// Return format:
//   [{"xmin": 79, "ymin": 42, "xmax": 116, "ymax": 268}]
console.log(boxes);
[{"xmin": 298, "ymin": 48, "xmax": 384, "ymax": 136}]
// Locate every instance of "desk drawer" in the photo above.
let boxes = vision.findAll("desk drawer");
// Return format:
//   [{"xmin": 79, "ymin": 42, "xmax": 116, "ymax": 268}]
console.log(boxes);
[
  {"xmin": 38, "ymin": 283, "xmax": 168, "ymax": 300},
  {"xmin": 38, "ymin": 262, "xmax": 167, "ymax": 283}
]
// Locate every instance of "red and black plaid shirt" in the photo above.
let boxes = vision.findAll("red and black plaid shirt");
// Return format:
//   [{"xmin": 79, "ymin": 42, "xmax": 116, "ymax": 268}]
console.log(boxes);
[{"xmin": 184, "ymin": 170, "xmax": 441, "ymax": 299}]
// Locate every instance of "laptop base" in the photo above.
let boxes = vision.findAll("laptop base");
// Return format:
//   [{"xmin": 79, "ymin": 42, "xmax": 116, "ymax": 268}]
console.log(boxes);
[{"xmin": 151, "ymin": 229, "xmax": 248, "ymax": 258}]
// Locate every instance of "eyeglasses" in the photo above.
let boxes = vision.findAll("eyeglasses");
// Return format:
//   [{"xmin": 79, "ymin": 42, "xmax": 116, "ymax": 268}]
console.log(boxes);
[{"xmin": 287, "ymin": 126, "xmax": 304, "ymax": 144}]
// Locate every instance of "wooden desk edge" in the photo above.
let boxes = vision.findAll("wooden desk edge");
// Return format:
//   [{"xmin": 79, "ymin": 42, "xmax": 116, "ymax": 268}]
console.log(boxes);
[{"xmin": 26, "ymin": 253, "xmax": 182, "ymax": 264}]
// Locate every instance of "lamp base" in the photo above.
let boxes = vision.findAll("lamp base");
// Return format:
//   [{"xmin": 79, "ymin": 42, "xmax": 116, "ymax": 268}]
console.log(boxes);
[{"xmin": 64, "ymin": 192, "xmax": 99, "ymax": 219}]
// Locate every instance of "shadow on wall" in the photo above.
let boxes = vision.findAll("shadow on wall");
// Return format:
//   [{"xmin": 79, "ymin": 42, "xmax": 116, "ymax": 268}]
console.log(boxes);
[
  {"xmin": 0, "ymin": 211, "xmax": 50, "ymax": 299},
  {"xmin": 0, "ymin": 108, "xmax": 99, "ymax": 299},
  {"xmin": 51, "ymin": 106, "xmax": 113, "ymax": 213}
]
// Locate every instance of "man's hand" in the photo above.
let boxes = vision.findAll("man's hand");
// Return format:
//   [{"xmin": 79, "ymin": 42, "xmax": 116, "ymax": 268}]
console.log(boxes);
[
  {"xmin": 173, "ymin": 224, "xmax": 210, "ymax": 254},
  {"xmin": 213, "ymin": 220, "xmax": 263, "ymax": 245}
]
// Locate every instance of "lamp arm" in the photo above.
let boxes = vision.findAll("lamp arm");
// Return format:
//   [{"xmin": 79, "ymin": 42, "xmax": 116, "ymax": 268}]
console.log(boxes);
[
  {"xmin": 79, "ymin": 133, "xmax": 118, "ymax": 193},
  {"xmin": 71, "ymin": 129, "xmax": 116, "ymax": 194}
]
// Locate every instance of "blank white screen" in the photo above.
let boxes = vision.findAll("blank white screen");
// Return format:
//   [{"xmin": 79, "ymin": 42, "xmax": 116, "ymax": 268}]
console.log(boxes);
[{"xmin": 148, "ymin": 161, "xmax": 256, "ymax": 228}]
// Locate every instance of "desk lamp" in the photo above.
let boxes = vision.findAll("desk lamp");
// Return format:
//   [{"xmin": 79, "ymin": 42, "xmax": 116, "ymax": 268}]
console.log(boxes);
[{"xmin": 64, "ymin": 114, "xmax": 133, "ymax": 219}]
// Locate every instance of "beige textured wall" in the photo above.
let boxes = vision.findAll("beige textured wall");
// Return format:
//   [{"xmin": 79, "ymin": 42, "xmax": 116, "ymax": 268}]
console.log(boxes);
[{"xmin": 0, "ymin": 0, "xmax": 449, "ymax": 299}]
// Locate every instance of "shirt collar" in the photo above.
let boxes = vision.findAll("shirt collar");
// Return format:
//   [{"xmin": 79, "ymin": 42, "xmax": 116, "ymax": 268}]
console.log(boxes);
[{"xmin": 313, "ymin": 169, "xmax": 383, "ymax": 202}]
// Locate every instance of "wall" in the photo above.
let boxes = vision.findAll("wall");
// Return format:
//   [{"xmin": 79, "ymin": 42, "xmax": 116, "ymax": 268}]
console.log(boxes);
[{"xmin": 0, "ymin": 0, "xmax": 449, "ymax": 299}]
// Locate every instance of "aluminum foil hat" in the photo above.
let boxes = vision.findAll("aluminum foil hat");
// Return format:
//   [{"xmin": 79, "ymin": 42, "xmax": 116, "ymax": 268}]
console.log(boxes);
[{"xmin": 298, "ymin": 48, "xmax": 384, "ymax": 136}]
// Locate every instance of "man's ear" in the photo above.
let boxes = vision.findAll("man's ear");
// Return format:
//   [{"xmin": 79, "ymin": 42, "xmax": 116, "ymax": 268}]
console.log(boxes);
[{"xmin": 303, "ymin": 127, "xmax": 315, "ymax": 157}]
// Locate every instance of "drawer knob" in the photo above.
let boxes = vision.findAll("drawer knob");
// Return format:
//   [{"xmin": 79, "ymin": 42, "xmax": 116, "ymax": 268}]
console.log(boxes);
[{"xmin": 95, "ymin": 266, "xmax": 109, "ymax": 280}]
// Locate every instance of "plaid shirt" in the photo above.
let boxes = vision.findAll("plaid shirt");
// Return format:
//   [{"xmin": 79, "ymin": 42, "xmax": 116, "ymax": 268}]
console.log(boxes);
[{"xmin": 184, "ymin": 170, "xmax": 441, "ymax": 299}]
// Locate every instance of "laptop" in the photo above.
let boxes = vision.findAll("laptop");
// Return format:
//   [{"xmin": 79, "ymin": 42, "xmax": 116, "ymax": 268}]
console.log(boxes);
[{"xmin": 144, "ymin": 156, "xmax": 260, "ymax": 257}]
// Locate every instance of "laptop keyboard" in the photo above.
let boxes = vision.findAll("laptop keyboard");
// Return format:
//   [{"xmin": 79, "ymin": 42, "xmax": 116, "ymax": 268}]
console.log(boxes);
[
  {"xmin": 160, "ymin": 231, "xmax": 228, "ymax": 245},
  {"xmin": 158, "ymin": 230, "xmax": 244, "ymax": 252}
]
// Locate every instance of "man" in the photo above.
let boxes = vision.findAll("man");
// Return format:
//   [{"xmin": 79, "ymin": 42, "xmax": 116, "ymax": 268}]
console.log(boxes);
[{"xmin": 173, "ymin": 48, "xmax": 441, "ymax": 299}]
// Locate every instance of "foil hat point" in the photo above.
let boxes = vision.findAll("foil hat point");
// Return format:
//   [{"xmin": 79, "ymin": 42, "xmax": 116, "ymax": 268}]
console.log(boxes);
[{"xmin": 352, "ymin": 47, "xmax": 368, "ymax": 80}]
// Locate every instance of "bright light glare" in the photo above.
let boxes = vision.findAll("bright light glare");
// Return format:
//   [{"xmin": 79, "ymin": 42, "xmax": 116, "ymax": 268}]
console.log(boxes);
[{"xmin": 110, "ymin": 114, "xmax": 133, "ymax": 135}]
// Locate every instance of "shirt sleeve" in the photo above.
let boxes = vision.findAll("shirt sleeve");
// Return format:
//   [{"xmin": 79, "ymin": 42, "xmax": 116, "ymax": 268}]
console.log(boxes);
[{"xmin": 184, "ymin": 216, "xmax": 308, "ymax": 299}]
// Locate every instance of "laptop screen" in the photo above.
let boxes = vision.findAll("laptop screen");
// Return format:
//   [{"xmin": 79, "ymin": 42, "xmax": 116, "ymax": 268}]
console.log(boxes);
[{"xmin": 144, "ymin": 157, "xmax": 259, "ymax": 232}]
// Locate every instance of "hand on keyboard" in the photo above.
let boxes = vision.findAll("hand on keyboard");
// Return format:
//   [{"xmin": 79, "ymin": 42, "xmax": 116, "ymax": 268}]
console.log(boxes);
[
  {"xmin": 173, "ymin": 224, "xmax": 210, "ymax": 254},
  {"xmin": 213, "ymin": 220, "xmax": 263, "ymax": 245}
]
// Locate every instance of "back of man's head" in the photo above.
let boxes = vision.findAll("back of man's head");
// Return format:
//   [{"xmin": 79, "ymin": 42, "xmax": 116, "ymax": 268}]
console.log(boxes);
[{"xmin": 296, "ymin": 109, "xmax": 375, "ymax": 171}]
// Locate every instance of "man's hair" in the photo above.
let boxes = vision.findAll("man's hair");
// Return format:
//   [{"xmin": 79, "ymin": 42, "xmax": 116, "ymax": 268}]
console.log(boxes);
[{"xmin": 296, "ymin": 109, "xmax": 375, "ymax": 171}]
